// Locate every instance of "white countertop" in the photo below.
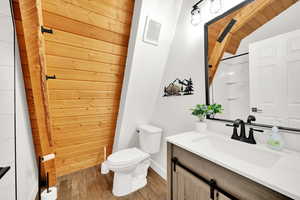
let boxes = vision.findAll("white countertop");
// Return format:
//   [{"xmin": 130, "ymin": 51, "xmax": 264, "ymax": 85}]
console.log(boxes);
[{"xmin": 167, "ymin": 131, "xmax": 300, "ymax": 200}]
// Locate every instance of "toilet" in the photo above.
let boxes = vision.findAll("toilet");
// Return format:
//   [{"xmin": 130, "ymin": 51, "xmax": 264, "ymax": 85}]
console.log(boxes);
[{"xmin": 101, "ymin": 124, "xmax": 162, "ymax": 197}]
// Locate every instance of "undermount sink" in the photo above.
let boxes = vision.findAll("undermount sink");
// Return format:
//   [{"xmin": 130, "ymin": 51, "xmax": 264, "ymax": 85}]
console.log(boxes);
[{"xmin": 191, "ymin": 135, "xmax": 281, "ymax": 168}]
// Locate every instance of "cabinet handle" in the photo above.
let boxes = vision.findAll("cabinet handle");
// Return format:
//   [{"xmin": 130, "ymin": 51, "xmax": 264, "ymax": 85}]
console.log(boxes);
[
  {"xmin": 210, "ymin": 179, "xmax": 217, "ymax": 200},
  {"xmin": 172, "ymin": 157, "xmax": 178, "ymax": 172},
  {"xmin": 216, "ymin": 192, "xmax": 220, "ymax": 200}
]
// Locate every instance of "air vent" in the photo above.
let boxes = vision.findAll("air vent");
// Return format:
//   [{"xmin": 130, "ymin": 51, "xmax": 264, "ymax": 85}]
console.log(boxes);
[{"xmin": 143, "ymin": 16, "xmax": 162, "ymax": 46}]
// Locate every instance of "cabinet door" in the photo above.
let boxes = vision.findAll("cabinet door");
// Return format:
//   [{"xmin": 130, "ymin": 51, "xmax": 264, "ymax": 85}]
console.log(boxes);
[
  {"xmin": 173, "ymin": 165, "xmax": 210, "ymax": 200},
  {"xmin": 173, "ymin": 166, "xmax": 231, "ymax": 200}
]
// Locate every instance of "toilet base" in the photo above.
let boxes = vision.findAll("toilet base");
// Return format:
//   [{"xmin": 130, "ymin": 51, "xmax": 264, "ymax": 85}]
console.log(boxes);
[
  {"xmin": 113, "ymin": 175, "xmax": 147, "ymax": 197},
  {"xmin": 112, "ymin": 159, "xmax": 151, "ymax": 197},
  {"xmin": 132, "ymin": 177, "xmax": 147, "ymax": 193}
]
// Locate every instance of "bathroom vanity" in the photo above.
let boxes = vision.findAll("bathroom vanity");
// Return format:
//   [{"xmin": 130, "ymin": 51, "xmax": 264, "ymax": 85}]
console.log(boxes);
[{"xmin": 167, "ymin": 131, "xmax": 300, "ymax": 200}]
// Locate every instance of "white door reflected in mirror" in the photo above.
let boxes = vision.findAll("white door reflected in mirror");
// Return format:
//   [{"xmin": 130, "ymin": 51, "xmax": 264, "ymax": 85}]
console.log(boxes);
[{"xmin": 250, "ymin": 29, "xmax": 300, "ymax": 129}]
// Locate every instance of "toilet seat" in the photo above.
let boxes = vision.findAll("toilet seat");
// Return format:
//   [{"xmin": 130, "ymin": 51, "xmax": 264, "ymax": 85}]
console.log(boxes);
[{"xmin": 107, "ymin": 148, "xmax": 149, "ymax": 168}]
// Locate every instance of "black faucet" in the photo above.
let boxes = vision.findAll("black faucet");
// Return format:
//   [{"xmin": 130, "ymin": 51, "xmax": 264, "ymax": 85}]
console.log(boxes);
[
  {"xmin": 226, "ymin": 119, "xmax": 247, "ymax": 142},
  {"xmin": 247, "ymin": 128, "xmax": 264, "ymax": 144},
  {"xmin": 246, "ymin": 115, "xmax": 263, "ymax": 144},
  {"xmin": 226, "ymin": 116, "xmax": 264, "ymax": 144},
  {"xmin": 247, "ymin": 115, "xmax": 256, "ymax": 124},
  {"xmin": 235, "ymin": 119, "xmax": 247, "ymax": 142}
]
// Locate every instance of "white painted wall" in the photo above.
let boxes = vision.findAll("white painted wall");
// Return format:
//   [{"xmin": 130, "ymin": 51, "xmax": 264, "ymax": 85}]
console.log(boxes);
[
  {"xmin": 114, "ymin": 0, "xmax": 183, "ymax": 151},
  {"xmin": 149, "ymin": 0, "xmax": 206, "ymax": 178},
  {"xmin": 15, "ymin": 43, "xmax": 38, "ymax": 200},
  {"xmin": 0, "ymin": 0, "xmax": 16, "ymax": 199},
  {"xmin": 114, "ymin": 0, "xmax": 245, "ymax": 178},
  {"xmin": 149, "ymin": 0, "xmax": 245, "ymax": 179},
  {"xmin": 0, "ymin": 1, "xmax": 38, "ymax": 199}
]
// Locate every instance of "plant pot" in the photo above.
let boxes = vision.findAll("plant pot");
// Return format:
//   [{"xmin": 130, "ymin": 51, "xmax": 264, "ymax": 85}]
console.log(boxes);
[
  {"xmin": 209, "ymin": 114, "xmax": 215, "ymax": 119},
  {"xmin": 195, "ymin": 121, "xmax": 207, "ymax": 132}
]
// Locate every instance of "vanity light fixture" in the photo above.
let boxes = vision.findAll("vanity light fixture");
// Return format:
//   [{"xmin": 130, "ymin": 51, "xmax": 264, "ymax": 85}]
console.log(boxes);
[
  {"xmin": 191, "ymin": 0, "xmax": 204, "ymax": 26},
  {"xmin": 210, "ymin": 0, "xmax": 222, "ymax": 14},
  {"xmin": 191, "ymin": 0, "xmax": 223, "ymax": 26}
]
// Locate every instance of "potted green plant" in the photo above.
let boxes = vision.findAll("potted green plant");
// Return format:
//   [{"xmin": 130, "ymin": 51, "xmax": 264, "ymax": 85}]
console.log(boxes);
[
  {"xmin": 191, "ymin": 103, "xmax": 223, "ymax": 132},
  {"xmin": 207, "ymin": 103, "xmax": 223, "ymax": 118},
  {"xmin": 191, "ymin": 104, "xmax": 209, "ymax": 132},
  {"xmin": 191, "ymin": 104, "xmax": 208, "ymax": 121}
]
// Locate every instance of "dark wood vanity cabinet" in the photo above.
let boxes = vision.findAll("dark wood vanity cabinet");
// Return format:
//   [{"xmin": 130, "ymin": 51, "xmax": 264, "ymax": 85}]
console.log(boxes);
[
  {"xmin": 171, "ymin": 164, "xmax": 230, "ymax": 200},
  {"xmin": 167, "ymin": 143, "xmax": 292, "ymax": 200}
]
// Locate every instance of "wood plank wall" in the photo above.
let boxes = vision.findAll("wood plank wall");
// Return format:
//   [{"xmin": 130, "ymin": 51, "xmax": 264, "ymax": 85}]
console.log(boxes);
[
  {"xmin": 44, "ymin": 0, "xmax": 134, "ymax": 176},
  {"xmin": 14, "ymin": 0, "xmax": 134, "ymax": 177}
]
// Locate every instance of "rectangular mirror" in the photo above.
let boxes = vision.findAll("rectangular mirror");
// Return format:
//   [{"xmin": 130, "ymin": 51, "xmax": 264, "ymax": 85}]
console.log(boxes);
[{"xmin": 205, "ymin": 0, "xmax": 300, "ymax": 131}]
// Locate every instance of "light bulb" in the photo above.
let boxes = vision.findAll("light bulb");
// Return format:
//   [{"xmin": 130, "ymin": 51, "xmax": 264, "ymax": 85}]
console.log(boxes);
[
  {"xmin": 210, "ymin": 0, "xmax": 222, "ymax": 14},
  {"xmin": 191, "ymin": 6, "xmax": 201, "ymax": 26}
]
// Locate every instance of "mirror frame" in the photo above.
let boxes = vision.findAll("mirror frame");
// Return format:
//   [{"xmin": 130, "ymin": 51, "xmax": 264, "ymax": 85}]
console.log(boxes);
[{"xmin": 204, "ymin": 0, "xmax": 300, "ymax": 133}]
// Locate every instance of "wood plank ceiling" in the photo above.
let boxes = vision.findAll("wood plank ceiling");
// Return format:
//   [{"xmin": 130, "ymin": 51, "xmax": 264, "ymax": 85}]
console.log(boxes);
[
  {"xmin": 13, "ymin": 0, "xmax": 134, "ymax": 178},
  {"xmin": 208, "ymin": 0, "xmax": 298, "ymax": 84}
]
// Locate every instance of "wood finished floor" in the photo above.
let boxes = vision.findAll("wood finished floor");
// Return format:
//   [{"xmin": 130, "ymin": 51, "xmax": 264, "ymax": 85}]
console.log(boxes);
[{"xmin": 57, "ymin": 166, "xmax": 167, "ymax": 200}]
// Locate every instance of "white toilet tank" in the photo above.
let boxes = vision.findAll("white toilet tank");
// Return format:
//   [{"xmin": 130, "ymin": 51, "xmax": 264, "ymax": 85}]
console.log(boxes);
[{"xmin": 138, "ymin": 124, "xmax": 162, "ymax": 154}]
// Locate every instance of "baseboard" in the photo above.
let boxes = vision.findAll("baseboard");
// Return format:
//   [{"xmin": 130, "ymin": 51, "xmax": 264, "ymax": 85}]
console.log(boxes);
[{"xmin": 150, "ymin": 159, "xmax": 167, "ymax": 180}]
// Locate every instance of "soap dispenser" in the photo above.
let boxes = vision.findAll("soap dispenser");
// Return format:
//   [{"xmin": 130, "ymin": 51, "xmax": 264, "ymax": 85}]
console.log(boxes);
[{"xmin": 267, "ymin": 126, "xmax": 284, "ymax": 150}]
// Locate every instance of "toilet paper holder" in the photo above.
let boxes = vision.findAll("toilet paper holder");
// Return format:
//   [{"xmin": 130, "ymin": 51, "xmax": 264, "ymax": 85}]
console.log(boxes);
[{"xmin": 39, "ymin": 154, "xmax": 56, "ymax": 200}]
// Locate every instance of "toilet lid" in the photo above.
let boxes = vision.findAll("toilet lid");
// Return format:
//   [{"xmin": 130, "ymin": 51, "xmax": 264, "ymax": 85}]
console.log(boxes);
[{"xmin": 107, "ymin": 148, "xmax": 149, "ymax": 167}]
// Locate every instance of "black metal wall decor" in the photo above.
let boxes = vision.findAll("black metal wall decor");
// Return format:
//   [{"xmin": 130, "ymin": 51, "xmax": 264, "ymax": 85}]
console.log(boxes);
[{"xmin": 163, "ymin": 78, "xmax": 194, "ymax": 97}]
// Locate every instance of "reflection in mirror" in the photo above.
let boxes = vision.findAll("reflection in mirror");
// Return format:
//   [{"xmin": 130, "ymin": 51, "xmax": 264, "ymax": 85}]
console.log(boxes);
[{"xmin": 206, "ymin": 0, "xmax": 300, "ymax": 129}]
